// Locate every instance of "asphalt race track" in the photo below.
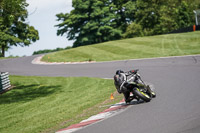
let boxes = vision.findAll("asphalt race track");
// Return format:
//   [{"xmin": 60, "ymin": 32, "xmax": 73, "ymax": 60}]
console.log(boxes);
[{"xmin": 1, "ymin": 55, "xmax": 200, "ymax": 133}]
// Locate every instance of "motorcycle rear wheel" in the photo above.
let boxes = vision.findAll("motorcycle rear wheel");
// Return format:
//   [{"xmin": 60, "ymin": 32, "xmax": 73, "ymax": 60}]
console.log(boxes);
[{"xmin": 133, "ymin": 87, "xmax": 151, "ymax": 102}]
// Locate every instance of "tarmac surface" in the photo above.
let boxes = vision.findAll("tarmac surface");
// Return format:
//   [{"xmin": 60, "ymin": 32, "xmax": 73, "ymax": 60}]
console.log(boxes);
[{"xmin": 1, "ymin": 55, "xmax": 200, "ymax": 133}]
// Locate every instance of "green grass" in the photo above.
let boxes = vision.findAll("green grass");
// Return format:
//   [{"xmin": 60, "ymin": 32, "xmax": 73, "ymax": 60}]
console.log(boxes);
[
  {"xmin": 0, "ymin": 76, "xmax": 122, "ymax": 133},
  {"xmin": 42, "ymin": 31, "xmax": 200, "ymax": 62},
  {"xmin": 0, "ymin": 56, "xmax": 18, "ymax": 60}
]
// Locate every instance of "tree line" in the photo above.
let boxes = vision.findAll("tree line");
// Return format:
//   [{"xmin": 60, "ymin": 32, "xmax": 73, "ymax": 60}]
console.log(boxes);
[
  {"xmin": 56, "ymin": 0, "xmax": 200, "ymax": 48},
  {"xmin": 0, "ymin": 0, "xmax": 200, "ymax": 57},
  {"xmin": 32, "ymin": 46, "xmax": 72, "ymax": 55}
]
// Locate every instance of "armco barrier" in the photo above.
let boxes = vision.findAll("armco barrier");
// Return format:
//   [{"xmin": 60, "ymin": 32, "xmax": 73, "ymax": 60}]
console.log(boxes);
[
  {"xmin": 169, "ymin": 25, "xmax": 200, "ymax": 34},
  {"xmin": 0, "ymin": 72, "xmax": 11, "ymax": 91}
]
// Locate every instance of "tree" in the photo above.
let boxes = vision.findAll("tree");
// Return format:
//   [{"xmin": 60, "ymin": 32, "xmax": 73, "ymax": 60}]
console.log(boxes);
[
  {"xmin": 135, "ymin": 0, "xmax": 169, "ymax": 35},
  {"xmin": 134, "ymin": 0, "xmax": 198, "ymax": 35},
  {"xmin": 0, "ymin": 0, "xmax": 39, "ymax": 57},
  {"xmin": 176, "ymin": 1, "xmax": 194, "ymax": 28},
  {"xmin": 112, "ymin": 0, "xmax": 137, "ymax": 32},
  {"xmin": 56, "ymin": 0, "xmax": 121, "ymax": 47}
]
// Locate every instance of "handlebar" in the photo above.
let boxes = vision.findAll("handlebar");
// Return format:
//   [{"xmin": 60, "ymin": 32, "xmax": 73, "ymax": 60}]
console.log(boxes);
[{"xmin": 125, "ymin": 69, "xmax": 139, "ymax": 76}]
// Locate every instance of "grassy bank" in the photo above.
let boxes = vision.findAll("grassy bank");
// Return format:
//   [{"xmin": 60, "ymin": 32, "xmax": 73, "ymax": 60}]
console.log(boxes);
[
  {"xmin": 42, "ymin": 31, "xmax": 200, "ymax": 62},
  {"xmin": 0, "ymin": 76, "xmax": 122, "ymax": 133}
]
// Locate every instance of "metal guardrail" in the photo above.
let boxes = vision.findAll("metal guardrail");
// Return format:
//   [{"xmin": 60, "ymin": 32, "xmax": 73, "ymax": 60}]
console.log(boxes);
[{"xmin": 0, "ymin": 72, "xmax": 11, "ymax": 91}]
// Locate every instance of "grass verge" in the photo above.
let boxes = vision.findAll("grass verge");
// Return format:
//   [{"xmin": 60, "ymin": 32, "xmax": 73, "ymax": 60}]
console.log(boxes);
[
  {"xmin": 42, "ymin": 31, "xmax": 200, "ymax": 62},
  {"xmin": 0, "ymin": 56, "xmax": 18, "ymax": 60},
  {"xmin": 0, "ymin": 76, "xmax": 122, "ymax": 133}
]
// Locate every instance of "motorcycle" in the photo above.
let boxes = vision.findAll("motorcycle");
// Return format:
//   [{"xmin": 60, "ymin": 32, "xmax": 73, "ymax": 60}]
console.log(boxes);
[{"xmin": 114, "ymin": 69, "xmax": 156, "ymax": 103}]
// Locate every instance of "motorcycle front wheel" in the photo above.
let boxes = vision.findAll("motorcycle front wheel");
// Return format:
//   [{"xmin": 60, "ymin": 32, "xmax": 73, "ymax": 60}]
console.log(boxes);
[
  {"xmin": 132, "ymin": 87, "xmax": 151, "ymax": 102},
  {"xmin": 146, "ymin": 85, "xmax": 156, "ymax": 98}
]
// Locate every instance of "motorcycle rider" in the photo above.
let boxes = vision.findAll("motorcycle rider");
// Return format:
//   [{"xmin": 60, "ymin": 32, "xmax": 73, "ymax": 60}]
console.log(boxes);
[{"xmin": 114, "ymin": 70, "xmax": 133, "ymax": 103}]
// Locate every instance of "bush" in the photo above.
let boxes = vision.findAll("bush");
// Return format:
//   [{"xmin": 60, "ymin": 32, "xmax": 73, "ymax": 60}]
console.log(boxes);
[
  {"xmin": 123, "ymin": 22, "xmax": 143, "ymax": 38},
  {"xmin": 32, "ymin": 46, "xmax": 72, "ymax": 55}
]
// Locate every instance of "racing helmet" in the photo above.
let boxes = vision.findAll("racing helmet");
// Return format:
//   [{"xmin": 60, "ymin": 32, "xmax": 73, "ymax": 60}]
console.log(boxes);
[{"xmin": 116, "ymin": 70, "xmax": 124, "ymax": 75}]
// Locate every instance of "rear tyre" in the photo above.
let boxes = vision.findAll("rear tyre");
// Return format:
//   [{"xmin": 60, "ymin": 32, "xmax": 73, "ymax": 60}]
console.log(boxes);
[{"xmin": 133, "ymin": 87, "xmax": 151, "ymax": 102}]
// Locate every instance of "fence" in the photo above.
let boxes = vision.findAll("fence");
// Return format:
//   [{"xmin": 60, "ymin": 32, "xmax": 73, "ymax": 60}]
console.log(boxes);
[
  {"xmin": 169, "ymin": 25, "xmax": 200, "ymax": 34},
  {"xmin": 0, "ymin": 72, "xmax": 11, "ymax": 92}
]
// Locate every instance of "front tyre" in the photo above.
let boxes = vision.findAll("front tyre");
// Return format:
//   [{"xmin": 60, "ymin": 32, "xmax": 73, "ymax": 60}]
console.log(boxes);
[
  {"xmin": 133, "ymin": 87, "xmax": 151, "ymax": 102},
  {"xmin": 146, "ymin": 85, "xmax": 156, "ymax": 98}
]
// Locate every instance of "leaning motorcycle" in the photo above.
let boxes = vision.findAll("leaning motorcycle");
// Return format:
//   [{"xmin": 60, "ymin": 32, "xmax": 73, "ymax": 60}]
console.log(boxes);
[{"xmin": 114, "ymin": 69, "xmax": 156, "ymax": 103}]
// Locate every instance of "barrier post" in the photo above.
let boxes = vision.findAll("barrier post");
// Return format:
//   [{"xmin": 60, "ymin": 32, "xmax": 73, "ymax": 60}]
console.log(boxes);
[
  {"xmin": 0, "ymin": 72, "xmax": 11, "ymax": 92},
  {"xmin": 193, "ymin": 25, "xmax": 196, "ymax": 31}
]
